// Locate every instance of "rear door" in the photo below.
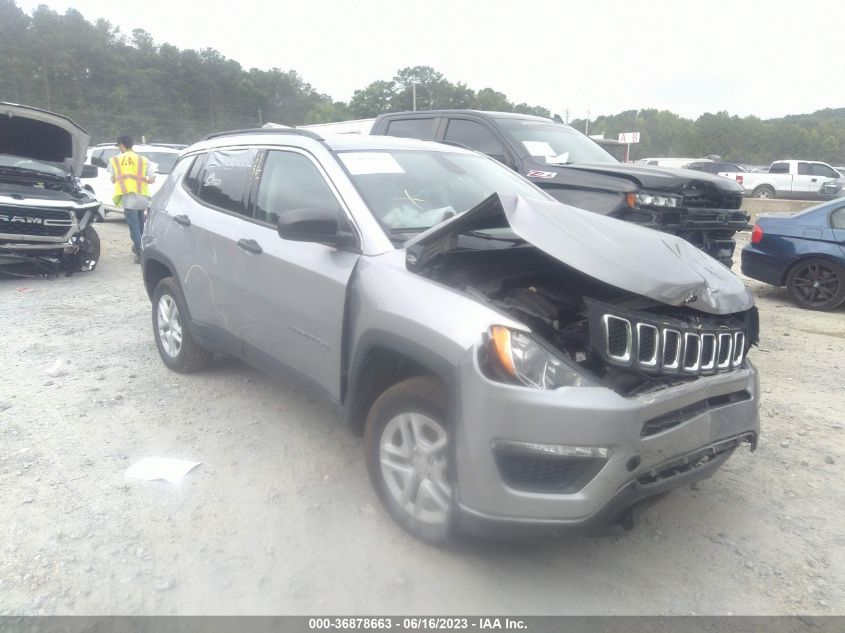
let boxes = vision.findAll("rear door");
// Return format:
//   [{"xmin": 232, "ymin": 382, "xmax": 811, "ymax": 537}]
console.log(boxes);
[
  {"xmin": 233, "ymin": 148, "xmax": 360, "ymax": 401},
  {"xmin": 793, "ymin": 162, "xmax": 816, "ymax": 196},
  {"xmin": 170, "ymin": 148, "xmax": 258, "ymax": 349}
]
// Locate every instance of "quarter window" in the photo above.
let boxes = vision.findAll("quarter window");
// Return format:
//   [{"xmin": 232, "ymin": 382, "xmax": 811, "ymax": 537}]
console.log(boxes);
[
  {"xmin": 769, "ymin": 163, "xmax": 789, "ymax": 174},
  {"xmin": 254, "ymin": 151, "xmax": 341, "ymax": 225},
  {"xmin": 196, "ymin": 149, "xmax": 257, "ymax": 215}
]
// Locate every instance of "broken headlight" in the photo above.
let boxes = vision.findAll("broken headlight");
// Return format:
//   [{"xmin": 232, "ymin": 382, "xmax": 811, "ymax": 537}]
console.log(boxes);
[
  {"xmin": 627, "ymin": 191, "xmax": 680, "ymax": 208},
  {"xmin": 487, "ymin": 326, "xmax": 588, "ymax": 389}
]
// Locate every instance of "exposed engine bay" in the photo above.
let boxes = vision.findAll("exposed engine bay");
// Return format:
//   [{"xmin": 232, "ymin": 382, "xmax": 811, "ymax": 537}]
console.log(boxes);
[{"xmin": 419, "ymin": 244, "xmax": 759, "ymax": 396}]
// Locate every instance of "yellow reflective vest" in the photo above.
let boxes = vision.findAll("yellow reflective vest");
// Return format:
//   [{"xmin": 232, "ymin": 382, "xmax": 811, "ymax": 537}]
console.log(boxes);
[{"xmin": 111, "ymin": 151, "xmax": 150, "ymax": 205}]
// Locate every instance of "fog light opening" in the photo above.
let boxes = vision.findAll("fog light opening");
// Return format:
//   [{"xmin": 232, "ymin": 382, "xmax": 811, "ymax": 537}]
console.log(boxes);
[{"xmin": 626, "ymin": 455, "xmax": 641, "ymax": 472}]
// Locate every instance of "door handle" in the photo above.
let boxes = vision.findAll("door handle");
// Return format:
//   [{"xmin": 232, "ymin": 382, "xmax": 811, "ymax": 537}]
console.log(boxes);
[
  {"xmin": 237, "ymin": 238, "xmax": 263, "ymax": 255},
  {"xmin": 173, "ymin": 214, "xmax": 191, "ymax": 227}
]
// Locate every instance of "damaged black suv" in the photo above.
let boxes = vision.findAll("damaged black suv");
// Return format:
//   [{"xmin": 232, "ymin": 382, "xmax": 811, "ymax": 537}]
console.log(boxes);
[{"xmin": 0, "ymin": 103, "xmax": 102, "ymax": 275}]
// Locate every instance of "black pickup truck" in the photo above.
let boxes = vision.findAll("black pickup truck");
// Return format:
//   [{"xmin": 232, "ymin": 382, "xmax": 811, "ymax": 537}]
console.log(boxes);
[{"xmin": 370, "ymin": 110, "xmax": 749, "ymax": 265}]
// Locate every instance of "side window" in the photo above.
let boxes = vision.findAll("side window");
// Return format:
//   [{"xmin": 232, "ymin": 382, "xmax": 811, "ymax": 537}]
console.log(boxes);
[
  {"xmin": 797, "ymin": 163, "xmax": 812, "ymax": 176},
  {"xmin": 444, "ymin": 119, "xmax": 508, "ymax": 161},
  {"xmin": 384, "ymin": 118, "xmax": 437, "ymax": 141},
  {"xmin": 182, "ymin": 153, "xmax": 206, "ymax": 194},
  {"xmin": 812, "ymin": 164, "xmax": 838, "ymax": 178},
  {"xmin": 196, "ymin": 149, "xmax": 257, "ymax": 215},
  {"xmin": 254, "ymin": 151, "xmax": 341, "ymax": 226},
  {"xmin": 769, "ymin": 163, "xmax": 789, "ymax": 174},
  {"xmin": 831, "ymin": 207, "xmax": 845, "ymax": 229}
]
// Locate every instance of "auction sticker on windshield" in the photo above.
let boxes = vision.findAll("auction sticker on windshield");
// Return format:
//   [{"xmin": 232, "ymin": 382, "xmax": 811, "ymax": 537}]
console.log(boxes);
[{"xmin": 340, "ymin": 152, "xmax": 405, "ymax": 175}]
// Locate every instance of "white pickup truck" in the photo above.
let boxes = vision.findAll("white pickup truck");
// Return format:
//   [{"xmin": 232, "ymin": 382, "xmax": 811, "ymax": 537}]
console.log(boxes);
[{"xmin": 738, "ymin": 160, "xmax": 844, "ymax": 199}]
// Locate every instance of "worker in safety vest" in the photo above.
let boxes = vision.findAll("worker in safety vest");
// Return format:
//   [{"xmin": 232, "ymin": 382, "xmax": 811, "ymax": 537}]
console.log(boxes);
[{"xmin": 108, "ymin": 134, "xmax": 156, "ymax": 264}]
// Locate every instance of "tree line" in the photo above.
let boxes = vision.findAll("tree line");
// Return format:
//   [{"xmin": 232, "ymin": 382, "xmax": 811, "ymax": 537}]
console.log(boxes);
[{"xmin": 1, "ymin": 0, "xmax": 843, "ymax": 165}]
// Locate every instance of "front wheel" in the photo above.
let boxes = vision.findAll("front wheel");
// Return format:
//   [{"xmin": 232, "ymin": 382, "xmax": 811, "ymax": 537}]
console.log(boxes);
[
  {"xmin": 152, "ymin": 277, "xmax": 213, "ymax": 372},
  {"xmin": 364, "ymin": 376, "xmax": 453, "ymax": 545},
  {"xmin": 786, "ymin": 258, "xmax": 845, "ymax": 310}
]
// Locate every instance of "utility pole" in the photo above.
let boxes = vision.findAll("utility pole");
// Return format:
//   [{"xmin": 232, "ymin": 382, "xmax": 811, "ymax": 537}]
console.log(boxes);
[
  {"xmin": 412, "ymin": 83, "xmax": 417, "ymax": 111},
  {"xmin": 564, "ymin": 109, "xmax": 570, "ymax": 125},
  {"xmin": 585, "ymin": 109, "xmax": 590, "ymax": 136},
  {"xmin": 258, "ymin": 107, "xmax": 263, "ymax": 126}
]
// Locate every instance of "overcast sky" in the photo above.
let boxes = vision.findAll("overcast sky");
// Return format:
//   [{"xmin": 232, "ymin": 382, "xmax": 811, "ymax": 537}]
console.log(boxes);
[{"xmin": 16, "ymin": 0, "xmax": 845, "ymax": 120}]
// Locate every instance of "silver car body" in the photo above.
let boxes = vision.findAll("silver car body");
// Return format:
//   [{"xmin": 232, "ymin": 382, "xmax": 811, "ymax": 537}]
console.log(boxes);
[{"xmin": 142, "ymin": 131, "xmax": 760, "ymax": 530}]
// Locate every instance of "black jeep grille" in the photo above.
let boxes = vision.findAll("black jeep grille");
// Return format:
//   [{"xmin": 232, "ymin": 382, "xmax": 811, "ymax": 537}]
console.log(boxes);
[
  {"xmin": 586, "ymin": 299, "xmax": 756, "ymax": 378},
  {"xmin": 0, "ymin": 206, "xmax": 73, "ymax": 238}
]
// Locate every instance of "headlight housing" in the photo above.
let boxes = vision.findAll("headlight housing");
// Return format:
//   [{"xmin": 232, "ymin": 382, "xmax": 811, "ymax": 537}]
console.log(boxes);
[
  {"xmin": 627, "ymin": 191, "xmax": 680, "ymax": 208},
  {"xmin": 487, "ymin": 326, "xmax": 588, "ymax": 389}
]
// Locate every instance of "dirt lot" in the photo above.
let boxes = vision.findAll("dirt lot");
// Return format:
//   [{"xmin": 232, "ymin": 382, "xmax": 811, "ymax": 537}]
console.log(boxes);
[{"xmin": 1, "ymin": 220, "xmax": 843, "ymax": 615}]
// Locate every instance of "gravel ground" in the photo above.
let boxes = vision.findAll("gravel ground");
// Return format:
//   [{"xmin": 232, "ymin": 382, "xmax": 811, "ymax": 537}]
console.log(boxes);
[{"xmin": 1, "ymin": 220, "xmax": 843, "ymax": 615}]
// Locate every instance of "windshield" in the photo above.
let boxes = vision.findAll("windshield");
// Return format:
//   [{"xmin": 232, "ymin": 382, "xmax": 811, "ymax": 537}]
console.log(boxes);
[
  {"xmin": 496, "ymin": 118, "xmax": 618, "ymax": 165},
  {"xmin": 338, "ymin": 150, "xmax": 550, "ymax": 235},
  {"xmin": 0, "ymin": 154, "xmax": 68, "ymax": 177},
  {"xmin": 138, "ymin": 151, "xmax": 178, "ymax": 175}
]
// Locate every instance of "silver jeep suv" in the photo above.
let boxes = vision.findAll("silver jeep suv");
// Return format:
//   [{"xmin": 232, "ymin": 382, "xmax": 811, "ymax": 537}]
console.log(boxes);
[{"xmin": 142, "ymin": 128, "xmax": 760, "ymax": 543}]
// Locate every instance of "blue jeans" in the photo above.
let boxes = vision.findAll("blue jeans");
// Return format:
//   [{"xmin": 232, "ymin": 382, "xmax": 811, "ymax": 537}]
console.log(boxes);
[{"xmin": 125, "ymin": 208, "xmax": 145, "ymax": 252}]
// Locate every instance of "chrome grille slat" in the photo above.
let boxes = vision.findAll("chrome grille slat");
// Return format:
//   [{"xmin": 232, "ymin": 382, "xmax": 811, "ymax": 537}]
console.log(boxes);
[
  {"xmin": 662, "ymin": 329, "xmax": 681, "ymax": 370},
  {"xmin": 717, "ymin": 333, "xmax": 733, "ymax": 369},
  {"xmin": 636, "ymin": 323, "xmax": 659, "ymax": 367},
  {"xmin": 683, "ymin": 333, "xmax": 702, "ymax": 372},
  {"xmin": 732, "ymin": 332, "xmax": 745, "ymax": 367},
  {"xmin": 603, "ymin": 315, "xmax": 632, "ymax": 362},
  {"xmin": 700, "ymin": 333, "xmax": 717, "ymax": 371}
]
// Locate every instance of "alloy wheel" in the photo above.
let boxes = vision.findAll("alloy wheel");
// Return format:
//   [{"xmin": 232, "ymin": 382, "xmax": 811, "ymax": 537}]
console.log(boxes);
[
  {"xmin": 379, "ymin": 412, "xmax": 451, "ymax": 526},
  {"xmin": 791, "ymin": 262, "xmax": 841, "ymax": 307},
  {"xmin": 157, "ymin": 294, "xmax": 183, "ymax": 358}
]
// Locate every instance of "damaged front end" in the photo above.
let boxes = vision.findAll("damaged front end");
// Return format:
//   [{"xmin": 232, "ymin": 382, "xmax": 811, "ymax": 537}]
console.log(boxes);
[
  {"xmin": 0, "ymin": 102, "xmax": 102, "ymax": 276},
  {"xmin": 0, "ymin": 199, "xmax": 102, "ymax": 276},
  {"xmin": 406, "ymin": 193, "xmax": 759, "ymax": 396},
  {"xmin": 614, "ymin": 184, "xmax": 750, "ymax": 267}
]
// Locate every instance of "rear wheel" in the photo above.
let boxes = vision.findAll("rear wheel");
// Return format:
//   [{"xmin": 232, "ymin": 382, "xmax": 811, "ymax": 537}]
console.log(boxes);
[
  {"xmin": 786, "ymin": 258, "xmax": 845, "ymax": 310},
  {"xmin": 364, "ymin": 376, "xmax": 453, "ymax": 545},
  {"xmin": 752, "ymin": 186, "xmax": 776, "ymax": 199},
  {"xmin": 152, "ymin": 277, "xmax": 213, "ymax": 372}
]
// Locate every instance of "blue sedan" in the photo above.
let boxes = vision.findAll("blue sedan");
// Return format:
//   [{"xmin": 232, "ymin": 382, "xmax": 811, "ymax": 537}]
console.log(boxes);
[{"xmin": 742, "ymin": 199, "xmax": 845, "ymax": 310}]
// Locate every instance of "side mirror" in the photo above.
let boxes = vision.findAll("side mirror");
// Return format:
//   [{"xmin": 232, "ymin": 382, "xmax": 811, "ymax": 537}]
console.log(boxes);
[
  {"xmin": 277, "ymin": 208, "xmax": 340, "ymax": 246},
  {"xmin": 80, "ymin": 164, "xmax": 99, "ymax": 178}
]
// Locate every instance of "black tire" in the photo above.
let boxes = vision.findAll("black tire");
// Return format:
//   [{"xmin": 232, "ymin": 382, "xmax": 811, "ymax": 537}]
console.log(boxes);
[
  {"xmin": 785, "ymin": 258, "xmax": 845, "ymax": 311},
  {"xmin": 752, "ymin": 186, "xmax": 775, "ymax": 199},
  {"xmin": 151, "ymin": 277, "xmax": 213, "ymax": 372},
  {"xmin": 364, "ymin": 375, "xmax": 453, "ymax": 545},
  {"xmin": 80, "ymin": 224, "xmax": 100, "ymax": 270}
]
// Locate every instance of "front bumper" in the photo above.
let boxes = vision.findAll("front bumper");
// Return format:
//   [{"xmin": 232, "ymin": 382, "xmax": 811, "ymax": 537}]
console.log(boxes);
[{"xmin": 453, "ymin": 347, "xmax": 760, "ymax": 529}]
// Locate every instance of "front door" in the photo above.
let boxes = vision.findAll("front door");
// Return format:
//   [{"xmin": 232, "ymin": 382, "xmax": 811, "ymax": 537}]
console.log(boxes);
[{"xmin": 234, "ymin": 149, "xmax": 360, "ymax": 402}]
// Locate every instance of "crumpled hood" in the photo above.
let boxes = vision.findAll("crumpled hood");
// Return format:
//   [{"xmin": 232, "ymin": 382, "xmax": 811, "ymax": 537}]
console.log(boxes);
[
  {"xmin": 0, "ymin": 102, "xmax": 90, "ymax": 176},
  {"xmin": 405, "ymin": 193, "xmax": 754, "ymax": 315}
]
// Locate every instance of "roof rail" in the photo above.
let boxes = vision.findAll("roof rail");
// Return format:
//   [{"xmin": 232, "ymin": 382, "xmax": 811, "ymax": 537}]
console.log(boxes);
[{"xmin": 202, "ymin": 127, "xmax": 324, "ymax": 142}]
